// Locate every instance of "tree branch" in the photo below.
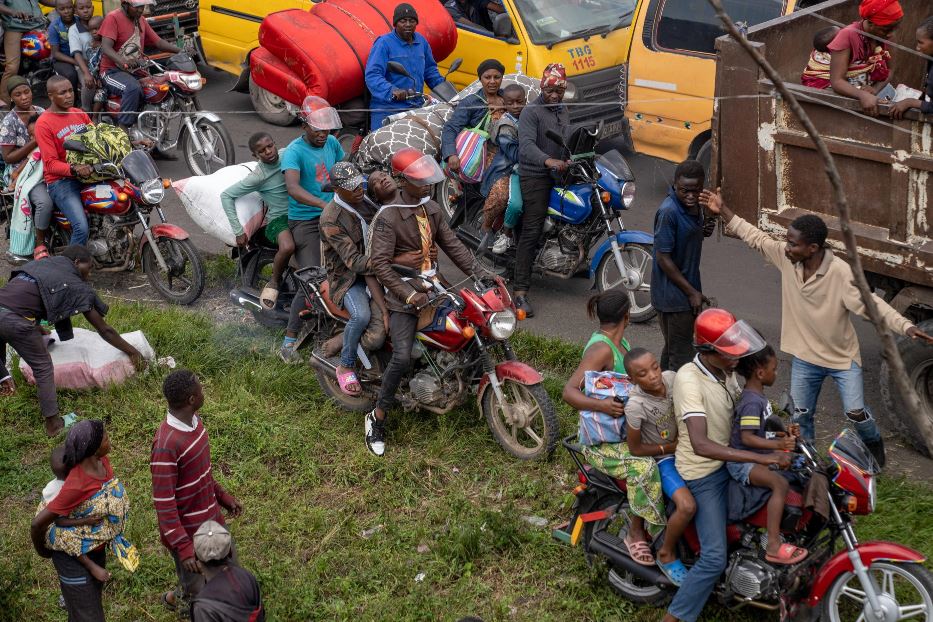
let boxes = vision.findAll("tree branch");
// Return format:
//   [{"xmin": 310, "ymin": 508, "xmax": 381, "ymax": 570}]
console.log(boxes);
[{"xmin": 707, "ymin": 0, "xmax": 932, "ymax": 456}]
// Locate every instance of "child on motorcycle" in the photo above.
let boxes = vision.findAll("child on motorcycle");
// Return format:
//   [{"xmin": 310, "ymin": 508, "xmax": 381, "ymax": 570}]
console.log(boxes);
[
  {"xmin": 479, "ymin": 83, "xmax": 526, "ymax": 255},
  {"xmin": 728, "ymin": 344, "xmax": 809, "ymax": 565},
  {"xmin": 623, "ymin": 347, "xmax": 695, "ymax": 586},
  {"xmin": 562, "ymin": 290, "xmax": 665, "ymax": 566}
]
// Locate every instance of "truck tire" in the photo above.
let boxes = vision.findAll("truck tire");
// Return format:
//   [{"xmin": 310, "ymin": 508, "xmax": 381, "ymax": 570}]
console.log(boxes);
[
  {"xmin": 879, "ymin": 318, "xmax": 933, "ymax": 453},
  {"xmin": 696, "ymin": 140, "xmax": 712, "ymax": 186},
  {"xmin": 249, "ymin": 76, "xmax": 297, "ymax": 126}
]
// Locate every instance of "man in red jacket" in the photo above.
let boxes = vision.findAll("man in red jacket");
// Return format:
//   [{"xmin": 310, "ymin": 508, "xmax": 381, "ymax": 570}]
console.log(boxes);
[
  {"xmin": 34, "ymin": 75, "xmax": 93, "ymax": 245},
  {"xmin": 152, "ymin": 369, "xmax": 243, "ymax": 613}
]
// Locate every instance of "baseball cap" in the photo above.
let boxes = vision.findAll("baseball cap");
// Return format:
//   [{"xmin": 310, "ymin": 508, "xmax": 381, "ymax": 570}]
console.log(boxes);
[
  {"xmin": 193, "ymin": 520, "xmax": 232, "ymax": 562},
  {"xmin": 330, "ymin": 162, "xmax": 364, "ymax": 191}
]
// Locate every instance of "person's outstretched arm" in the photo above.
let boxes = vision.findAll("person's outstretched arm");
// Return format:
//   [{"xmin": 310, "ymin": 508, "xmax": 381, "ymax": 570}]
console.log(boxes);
[{"xmin": 700, "ymin": 188, "xmax": 785, "ymax": 267}]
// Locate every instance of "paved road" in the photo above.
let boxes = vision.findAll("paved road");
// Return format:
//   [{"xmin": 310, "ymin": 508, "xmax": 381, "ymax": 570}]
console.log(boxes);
[{"xmin": 110, "ymin": 67, "xmax": 918, "ymax": 462}]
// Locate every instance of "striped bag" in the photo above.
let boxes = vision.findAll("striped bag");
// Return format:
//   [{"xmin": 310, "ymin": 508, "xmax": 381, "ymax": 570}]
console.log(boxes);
[{"xmin": 450, "ymin": 112, "xmax": 490, "ymax": 184}]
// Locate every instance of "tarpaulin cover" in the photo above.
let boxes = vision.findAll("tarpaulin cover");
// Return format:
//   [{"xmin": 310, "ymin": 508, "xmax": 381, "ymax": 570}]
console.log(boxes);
[{"xmin": 252, "ymin": 0, "xmax": 457, "ymax": 106}]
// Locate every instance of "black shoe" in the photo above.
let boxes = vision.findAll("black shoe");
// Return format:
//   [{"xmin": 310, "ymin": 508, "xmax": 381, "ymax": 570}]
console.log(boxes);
[
  {"xmin": 515, "ymin": 295, "xmax": 534, "ymax": 318},
  {"xmin": 865, "ymin": 436, "xmax": 886, "ymax": 470},
  {"xmin": 364, "ymin": 410, "xmax": 386, "ymax": 456}
]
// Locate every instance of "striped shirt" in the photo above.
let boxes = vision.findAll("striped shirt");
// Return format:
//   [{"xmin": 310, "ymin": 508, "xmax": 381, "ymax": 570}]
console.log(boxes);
[{"xmin": 151, "ymin": 413, "xmax": 232, "ymax": 561}]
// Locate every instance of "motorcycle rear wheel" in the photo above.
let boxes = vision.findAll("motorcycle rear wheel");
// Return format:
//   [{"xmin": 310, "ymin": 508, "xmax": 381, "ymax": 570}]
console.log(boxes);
[
  {"xmin": 481, "ymin": 380, "xmax": 558, "ymax": 460},
  {"xmin": 595, "ymin": 243, "xmax": 655, "ymax": 323},
  {"xmin": 311, "ymin": 327, "xmax": 381, "ymax": 412},
  {"xmin": 181, "ymin": 118, "xmax": 235, "ymax": 177},
  {"xmin": 822, "ymin": 561, "xmax": 933, "ymax": 622},
  {"xmin": 585, "ymin": 498, "xmax": 671, "ymax": 607},
  {"xmin": 241, "ymin": 247, "xmax": 297, "ymax": 329},
  {"xmin": 141, "ymin": 237, "xmax": 205, "ymax": 305}
]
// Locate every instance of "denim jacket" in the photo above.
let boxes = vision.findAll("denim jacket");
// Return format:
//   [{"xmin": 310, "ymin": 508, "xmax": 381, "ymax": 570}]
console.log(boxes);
[
  {"xmin": 13, "ymin": 256, "xmax": 108, "ymax": 337},
  {"xmin": 480, "ymin": 113, "xmax": 519, "ymax": 197}
]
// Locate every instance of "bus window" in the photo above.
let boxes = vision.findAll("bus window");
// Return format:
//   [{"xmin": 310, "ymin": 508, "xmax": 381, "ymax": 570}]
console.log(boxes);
[{"xmin": 655, "ymin": 0, "xmax": 786, "ymax": 56}]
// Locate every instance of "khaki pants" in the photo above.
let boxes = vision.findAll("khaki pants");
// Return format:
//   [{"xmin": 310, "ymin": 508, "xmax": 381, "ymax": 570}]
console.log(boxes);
[{"xmin": 1, "ymin": 30, "xmax": 22, "ymax": 105}]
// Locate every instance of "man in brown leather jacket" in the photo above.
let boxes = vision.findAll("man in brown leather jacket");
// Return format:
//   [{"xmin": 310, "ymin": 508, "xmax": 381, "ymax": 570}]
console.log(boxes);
[{"xmin": 365, "ymin": 148, "xmax": 479, "ymax": 456}]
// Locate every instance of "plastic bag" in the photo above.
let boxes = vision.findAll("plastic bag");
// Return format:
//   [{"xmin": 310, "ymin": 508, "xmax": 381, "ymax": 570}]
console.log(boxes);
[
  {"xmin": 577, "ymin": 371, "xmax": 634, "ymax": 446},
  {"xmin": 172, "ymin": 163, "xmax": 265, "ymax": 246},
  {"xmin": 19, "ymin": 328, "xmax": 156, "ymax": 390}
]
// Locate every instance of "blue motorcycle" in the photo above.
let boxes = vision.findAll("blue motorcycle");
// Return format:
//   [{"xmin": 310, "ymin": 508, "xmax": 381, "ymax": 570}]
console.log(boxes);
[{"xmin": 453, "ymin": 125, "xmax": 655, "ymax": 322}]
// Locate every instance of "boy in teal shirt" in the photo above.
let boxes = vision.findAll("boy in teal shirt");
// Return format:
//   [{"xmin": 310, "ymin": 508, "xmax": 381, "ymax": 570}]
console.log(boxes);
[
  {"xmin": 279, "ymin": 96, "xmax": 345, "ymax": 362},
  {"xmin": 220, "ymin": 131, "xmax": 292, "ymax": 310}
]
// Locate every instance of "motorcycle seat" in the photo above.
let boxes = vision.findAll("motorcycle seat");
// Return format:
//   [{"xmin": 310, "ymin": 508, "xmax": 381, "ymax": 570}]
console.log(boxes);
[
  {"xmin": 583, "ymin": 465, "xmax": 628, "ymax": 493},
  {"xmin": 318, "ymin": 280, "xmax": 350, "ymax": 321}
]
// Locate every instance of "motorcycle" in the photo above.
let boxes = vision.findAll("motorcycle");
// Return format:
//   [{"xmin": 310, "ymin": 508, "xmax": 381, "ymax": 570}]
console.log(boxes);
[
  {"xmin": 105, "ymin": 51, "xmax": 235, "ymax": 177},
  {"xmin": 558, "ymin": 421, "xmax": 932, "ymax": 621},
  {"xmin": 54, "ymin": 140, "xmax": 206, "ymax": 305},
  {"xmin": 296, "ymin": 264, "xmax": 560, "ymax": 460},
  {"xmin": 226, "ymin": 227, "xmax": 300, "ymax": 329},
  {"xmin": 453, "ymin": 126, "xmax": 656, "ymax": 323},
  {"xmin": 12, "ymin": 29, "xmax": 54, "ymax": 97}
]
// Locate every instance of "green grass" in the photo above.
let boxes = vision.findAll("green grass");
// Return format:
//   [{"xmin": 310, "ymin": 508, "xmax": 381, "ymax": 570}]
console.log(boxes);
[{"xmin": 1, "ymin": 301, "xmax": 931, "ymax": 621}]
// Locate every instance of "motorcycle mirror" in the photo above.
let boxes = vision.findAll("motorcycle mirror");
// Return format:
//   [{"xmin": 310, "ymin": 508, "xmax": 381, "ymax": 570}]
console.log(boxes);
[
  {"xmin": 391, "ymin": 264, "xmax": 418, "ymax": 278},
  {"xmin": 63, "ymin": 139, "xmax": 90, "ymax": 154},
  {"xmin": 445, "ymin": 57, "xmax": 463, "ymax": 78},
  {"xmin": 777, "ymin": 389, "xmax": 795, "ymax": 416},
  {"xmin": 387, "ymin": 61, "xmax": 411, "ymax": 78},
  {"xmin": 764, "ymin": 414, "xmax": 788, "ymax": 435}
]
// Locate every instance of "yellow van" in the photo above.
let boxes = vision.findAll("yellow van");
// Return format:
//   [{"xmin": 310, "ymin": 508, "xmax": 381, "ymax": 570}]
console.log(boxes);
[
  {"xmin": 59, "ymin": 1, "xmax": 199, "ymax": 52},
  {"xmin": 200, "ymin": 0, "xmax": 637, "ymax": 134},
  {"xmin": 620, "ymin": 0, "xmax": 812, "ymax": 168}
]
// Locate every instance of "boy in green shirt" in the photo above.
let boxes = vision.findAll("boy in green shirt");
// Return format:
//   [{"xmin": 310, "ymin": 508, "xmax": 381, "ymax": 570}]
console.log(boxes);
[{"xmin": 220, "ymin": 131, "xmax": 293, "ymax": 309}]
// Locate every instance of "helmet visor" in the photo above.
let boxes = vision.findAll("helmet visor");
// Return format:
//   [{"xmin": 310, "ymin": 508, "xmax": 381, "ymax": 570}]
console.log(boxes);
[
  {"xmin": 400, "ymin": 154, "xmax": 445, "ymax": 186},
  {"xmin": 712, "ymin": 320, "xmax": 767, "ymax": 359},
  {"xmin": 300, "ymin": 98, "xmax": 342, "ymax": 130}
]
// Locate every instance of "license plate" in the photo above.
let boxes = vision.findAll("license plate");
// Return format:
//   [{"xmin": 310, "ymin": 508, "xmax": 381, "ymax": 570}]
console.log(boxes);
[{"xmin": 602, "ymin": 119, "xmax": 625, "ymax": 138}]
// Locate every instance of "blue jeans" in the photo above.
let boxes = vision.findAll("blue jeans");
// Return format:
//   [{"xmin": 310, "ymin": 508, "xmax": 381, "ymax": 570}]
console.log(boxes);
[
  {"xmin": 667, "ymin": 467, "xmax": 730, "ymax": 622},
  {"xmin": 47, "ymin": 178, "xmax": 88, "ymax": 245},
  {"xmin": 340, "ymin": 279, "xmax": 371, "ymax": 368},
  {"xmin": 790, "ymin": 357, "xmax": 880, "ymax": 444}
]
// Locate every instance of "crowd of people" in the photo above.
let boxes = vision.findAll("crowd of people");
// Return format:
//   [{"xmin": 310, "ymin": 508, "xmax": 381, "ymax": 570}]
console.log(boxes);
[{"xmin": 3, "ymin": 0, "xmax": 933, "ymax": 619}]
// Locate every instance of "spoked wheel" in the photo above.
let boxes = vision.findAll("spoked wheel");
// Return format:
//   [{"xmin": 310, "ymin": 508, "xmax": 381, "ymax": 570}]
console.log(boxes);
[
  {"xmin": 482, "ymin": 380, "xmax": 558, "ymax": 460},
  {"xmin": 584, "ymin": 498, "xmax": 672, "ymax": 606},
  {"xmin": 141, "ymin": 237, "xmax": 205, "ymax": 305},
  {"xmin": 823, "ymin": 562, "xmax": 933, "ymax": 622},
  {"xmin": 596, "ymin": 242, "xmax": 655, "ymax": 323},
  {"xmin": 181, "ymin": 119, "xmax": 235, "ymax": 176},
  {"xmin": 311, "ymin": 327, "xmax": 381, "ymax": 413},
  {"xmin": 437, "ymin": 176, "xmax": 462, "ymax": 222}
]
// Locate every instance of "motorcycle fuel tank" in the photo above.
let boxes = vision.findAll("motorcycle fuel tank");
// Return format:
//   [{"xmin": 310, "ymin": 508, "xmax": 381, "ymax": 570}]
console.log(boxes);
[
  {"xmin": 547, "ymin": 184, "xmax": 593, "ymax": 225},
  {"xmin": 82, "ymin": 182, "xmax": 132, "ymax": 215},
  {"xmin": 416, "ymin": 305, "xmax": 470, "ymax": 352}
]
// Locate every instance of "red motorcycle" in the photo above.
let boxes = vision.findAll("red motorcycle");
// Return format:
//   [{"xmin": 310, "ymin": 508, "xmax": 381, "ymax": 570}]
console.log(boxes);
[
  {"xmin": 294, "ymin": 264, "xmax": 559, "ymax": 460},
  {"xmin": 52, "ymin": 142, "xmax": 205, "ymax": 305},
  {"xmin": 559, "ymin": 425, "xmax": 932, "ymax": 620}
]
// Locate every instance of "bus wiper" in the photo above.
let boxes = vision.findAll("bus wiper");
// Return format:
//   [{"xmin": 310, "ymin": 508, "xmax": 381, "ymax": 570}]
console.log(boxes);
[
  {"xmin": 601, "ymin": 9, "xmax": 635, "ymax": 38},
  {"xmin": 546, "ymin": 26, "xmax": 610, "ymax": 49}
]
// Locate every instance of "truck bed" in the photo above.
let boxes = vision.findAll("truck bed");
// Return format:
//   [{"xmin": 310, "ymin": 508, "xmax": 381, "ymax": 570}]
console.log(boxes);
[{"xmin": 712, "ymin": 0, "xmax": 932, "ymax": 288}]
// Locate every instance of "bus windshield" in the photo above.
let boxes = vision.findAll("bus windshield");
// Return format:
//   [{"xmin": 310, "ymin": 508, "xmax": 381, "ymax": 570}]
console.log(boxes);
[{"xmin": 512, "ymin": 0, "xmax": 637, "ymax": 46}]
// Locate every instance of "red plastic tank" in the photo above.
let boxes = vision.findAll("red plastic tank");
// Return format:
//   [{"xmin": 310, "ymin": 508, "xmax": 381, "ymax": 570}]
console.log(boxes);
[{"xmin": 251, "ymin": 0, "xmax": 457, "ymax": 106}]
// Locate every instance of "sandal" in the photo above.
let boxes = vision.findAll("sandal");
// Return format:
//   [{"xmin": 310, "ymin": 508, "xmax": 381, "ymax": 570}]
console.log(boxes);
[
  {"xmin": 623, "ymin": 536, "xmax": 655, "ymax": 566},
  {"xmin": 657, "ymin": 558, "xmax": 689, "ymax": 586},
  {"xmin": 260, "ymin": 285, "xmax": 279, "ymax": 309},
  {"xmin": 33, "ymin": 245, "xmax": 49, "ymax": 260},
  {"xmin": 765, "ymin": 543, "xmax": 809, "ymax": 565},
  {"xmin": 337, "ymin": 369, "xmax": 361, "ymax": 396},
  {"xmin": 161, "ymin": 591, "xmax": 176, "ymax": 612}
]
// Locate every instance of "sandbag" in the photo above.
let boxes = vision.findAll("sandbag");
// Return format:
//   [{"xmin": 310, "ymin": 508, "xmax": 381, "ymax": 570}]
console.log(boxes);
[
  {"xmin": 19, "ymin": 328, "xmax": 156, "ymax": 390},
  {"xmin": 354, "ymin": 74, "xmax": 540, "ymax": 171},
  {"xmin": 252, "ymin": 0, "xmax": 457, "ymax": 106},
  {"xmin": 172, "ymin": 163, "xmax": 264, "ymax": 247}
]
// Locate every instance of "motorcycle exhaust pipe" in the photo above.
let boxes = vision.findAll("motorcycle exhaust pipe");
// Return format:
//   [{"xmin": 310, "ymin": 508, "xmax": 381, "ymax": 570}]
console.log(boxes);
[
  {"xmin": 587, "ymin": 533, "xmax": 674, "ymax": 588},
  {"xmin": 229, "ymin": 288, "xmax": 263, "ymax": 312}
]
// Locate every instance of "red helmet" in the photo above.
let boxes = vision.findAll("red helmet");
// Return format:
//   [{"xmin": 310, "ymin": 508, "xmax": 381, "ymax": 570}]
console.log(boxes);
[
  {"xmin": 390, "ymin": 148, "xmax": 445, "ymax": 186},
  {"xmin": 299, "ymin": 95, "xmax": 342, "ymax": 130},
  {"xmin": 694, "ymin": 308, "xmax": 766, "ymax": 359}
]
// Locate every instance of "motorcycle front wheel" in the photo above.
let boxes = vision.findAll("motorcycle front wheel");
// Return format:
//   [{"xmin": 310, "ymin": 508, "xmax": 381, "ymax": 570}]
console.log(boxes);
[
  {"xmin": 822, "ymin": 561, "xmax": 933, "ymax": 622},
  {"xmin": 141, "ymin": 237, "xmax": 205, "ymax": 305},
  {"xmin": 481, "ymin": 380, "xmax": 558, "ymax": 460},
  {"xmin": 181, "ymin": 119, "xmax": 235, "ymax": 176},
  {"xmin": 595, "ymin": 243, "xmax": 655, "ymax": 323}
]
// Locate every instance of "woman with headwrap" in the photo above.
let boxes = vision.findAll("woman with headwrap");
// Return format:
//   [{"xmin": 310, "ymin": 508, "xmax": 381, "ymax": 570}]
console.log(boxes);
[
  {"xmin": 440, "ymin": 58, "xmax": 505, "ymax": 179},
  {"xmin": 31, "ymin": 420, "xmax": 137, "ymax": 622},
  {"xmin": 810, "ymin": 0, "xmax": 903, "ymax": 115}
]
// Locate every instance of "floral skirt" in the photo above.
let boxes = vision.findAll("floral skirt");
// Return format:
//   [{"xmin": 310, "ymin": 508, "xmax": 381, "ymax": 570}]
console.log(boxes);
[{"xmin": 584, "ymin": 442, "xmax": 665, "ymax": 528}]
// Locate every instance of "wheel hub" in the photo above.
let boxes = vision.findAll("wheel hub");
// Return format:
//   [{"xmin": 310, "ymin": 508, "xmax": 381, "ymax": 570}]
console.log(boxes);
[
  {"xmin": 619, "ymin": 265, "xmax": 643, "ymax": 290},
  {"xmin": 504, "ymin": 397, "xmax": 534, "ymax": 428},
  {"xmin": 862, "ymin": 593, "xmax": 901, "ymax": 622}
]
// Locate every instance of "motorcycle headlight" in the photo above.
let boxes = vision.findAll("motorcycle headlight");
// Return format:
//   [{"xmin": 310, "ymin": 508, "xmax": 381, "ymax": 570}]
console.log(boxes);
[
  {"xmin": 621, "ymin": 181, "xmax": 636, "ymax": 208},
  {"xmin": 140, "ymin": 179, "xmax": 165, "ymax": 205},
  {"xmin": 181, "ymin": 73, "xmax": 203, "ymax": 91},
  {"xmin": 488, "ymin": 310, "xmax": 517, "ymax": 340}
]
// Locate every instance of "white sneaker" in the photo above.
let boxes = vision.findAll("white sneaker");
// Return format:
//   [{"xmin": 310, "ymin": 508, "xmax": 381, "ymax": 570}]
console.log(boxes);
[
  {"xmin": 364, "ymin": 410, "xmax": 386, "ymax": 456},
  {"xmin": 491, "ymin": 232, "xmax": 512, "ymax": 255}
]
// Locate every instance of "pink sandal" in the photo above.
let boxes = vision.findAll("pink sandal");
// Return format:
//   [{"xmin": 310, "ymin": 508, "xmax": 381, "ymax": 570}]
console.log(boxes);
[
  {"xmin": 623, "ymin": 536, "xmax": 656, "ymax": 566},
  {"xmin": 33, "ymin": 245, "xmax": 49, "ymax": 260},
  {"xmin": 337, "ymin": 370, "xmax": 361, "ymax": 396}
]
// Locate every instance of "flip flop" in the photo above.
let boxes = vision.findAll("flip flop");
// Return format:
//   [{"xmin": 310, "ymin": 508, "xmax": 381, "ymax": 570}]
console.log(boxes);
[
  {"xmin": 765, "ymin": 543, "xmax": 809, "ymax": 565},
  {"xmin": 657, "ymin": 558, "xmax": 689, "ymax": 586},
  {"xmin": 260, "ymin": 286, "xmax": 279, "ymax": 309},
  {"xmin": 33, "ymin": 245, "xmax": 49, "ymax": 260},
  {"xmin": 337, "ymin": 369, "xmax": 362, "ymax": 396},
  {"xmin": 623, "ymin": 536, "xmax": 655, "ymax": 566},
  {"xmin": 161, "ymin": 591, "xmax": 176, "ymax": 612}
]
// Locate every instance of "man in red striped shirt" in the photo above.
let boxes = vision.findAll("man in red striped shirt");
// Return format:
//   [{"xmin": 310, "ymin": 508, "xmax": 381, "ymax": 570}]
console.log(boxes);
[{"xmin": 152, "ymin": 369, "xmax": 242, "ymax": 613}]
